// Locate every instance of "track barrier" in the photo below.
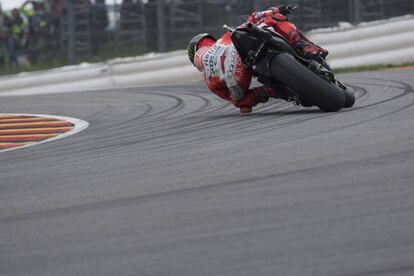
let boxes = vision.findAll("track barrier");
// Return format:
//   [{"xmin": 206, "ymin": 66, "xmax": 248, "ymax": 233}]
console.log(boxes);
[{"xmin": 1, "ymin": 15, "xmax": 413, "ymax": 95}]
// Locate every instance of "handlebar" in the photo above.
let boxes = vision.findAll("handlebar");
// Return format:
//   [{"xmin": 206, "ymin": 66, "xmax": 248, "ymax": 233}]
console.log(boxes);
[
  {"xmin": 288, "ymin": 6, "xmax": 298, "ymax": 12},
  {"xmin": 246, "ymin": 22, "xmax": 273, "ymax": 41}
]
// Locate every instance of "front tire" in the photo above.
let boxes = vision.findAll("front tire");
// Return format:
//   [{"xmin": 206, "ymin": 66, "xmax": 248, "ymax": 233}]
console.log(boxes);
[{"xmin": 271, "ymin": 53, "xmax": 345, "ymax": 112}]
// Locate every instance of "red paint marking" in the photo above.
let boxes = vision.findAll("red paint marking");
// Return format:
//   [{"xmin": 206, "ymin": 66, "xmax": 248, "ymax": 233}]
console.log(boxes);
[
  {"xmin": 0, "ymin": 115, "xmax": 33, "ymax": 119},
  {"xmin": 0, "ymin": 121, "xmax": 74, "ymax": 129},
  {"xmin": 0, "ymin": 117, "xmax": 59, "ymax": 123},
  {"xmin": 0, "ymin": 115, "xmax": 81, "ymax": 152},
  {"xmin": 0, "ymin": 134, "xmax": 60, "ymax": 142},
  {"xmin": 0, "ymin": 127, "xmax": 73, "ymax": 135},
  {"xmin": 0, "ymin": 142, "xmax": 34, "ymax": 149}
]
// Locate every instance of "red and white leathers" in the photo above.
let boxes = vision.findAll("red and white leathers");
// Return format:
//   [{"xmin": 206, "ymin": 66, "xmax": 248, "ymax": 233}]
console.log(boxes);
[
  {"xmin": 194, "ymin": 7, "xmax": 327, "ymax": 113},
  {"xmin": 247, "ymin": 7, "xmax": 328, "ymax": 59},
  {"xmin": 194, "ymin": 33, "xmax": 272, "ymax": 113}
]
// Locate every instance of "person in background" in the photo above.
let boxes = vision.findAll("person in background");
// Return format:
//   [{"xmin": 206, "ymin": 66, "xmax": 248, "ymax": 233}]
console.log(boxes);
[
  {"xmin": 49, "ymin": 0, "xmax": 61, "ymax": 54},
  {"xmin": 0, "ymin": 3, "xmax": 13, "ymax": 67},
  {"xmin": 91, "ymin": 0, "xmax": 109, "ymax": 53},
  {"xmin": 9, "ymin": 9, "xmax": 26, "ymax": 66},
  {"xmin": 21, "ymin": 0, "xmax": 50, "ymax": 64}
]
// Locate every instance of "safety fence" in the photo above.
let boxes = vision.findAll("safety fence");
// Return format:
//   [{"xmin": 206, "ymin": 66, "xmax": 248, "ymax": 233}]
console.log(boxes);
[
  {"xmin": 1, "ymin": 15, "xmax": 413, "ymax": 95},
  {"xmin": 61, "ymin": 0, "xmax": 414, "ymax": 61},
  {"xmin": 308, "ymin": 15, "xmax": 414, "ymax": 68},
  {"xmin": 0, "ymin": 50, "xmax": 199, "ymax": 95},
  {"xmin": 2, "ymin": 0, "xmax": 413, "ymax": 71}
]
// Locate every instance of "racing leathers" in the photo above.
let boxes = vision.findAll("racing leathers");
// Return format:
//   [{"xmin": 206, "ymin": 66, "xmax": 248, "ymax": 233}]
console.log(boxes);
[
  {"xmin": 194, "ymin": 7, "xmax": 328, "ymax": 113},
  {"xmin": 247, "ymin": 7, "xmax": 328, "ymax": 59}
]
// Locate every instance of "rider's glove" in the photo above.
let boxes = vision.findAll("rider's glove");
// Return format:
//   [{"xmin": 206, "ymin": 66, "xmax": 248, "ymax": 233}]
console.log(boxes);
[
  {"xmin": 232, "ymin": 94, "xmax": 257, "ymax": 113},
  {"xmin": 250, "ymin": 87, "xmax": 272, "ymax": 103},
  {"xmin": 239, "ymin": 106, "xmax": 252, "ymax": 114}
]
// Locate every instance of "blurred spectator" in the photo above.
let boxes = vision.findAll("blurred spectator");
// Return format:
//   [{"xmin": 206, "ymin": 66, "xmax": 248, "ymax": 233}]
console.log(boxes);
[
  {"xmin": 91, "ymin": 0, "xmax": 109, "ymax": 53},
  {"xmin": 10, "ymin": 9, "xmax": 27, "ymax": 66},
  {"xmin": 50, "ymin": 0, "xmax": 61, "ymax": 19},
  {"xmin": 21, "ymin": 0, "xmax": 50, "ymax": 64},
  {"xmin": 0, "ymin": 3, "xmax": 13, "ymax": 67},
  {"xmin": 49, "ymin": 0, "xmax": 61, "ymax": 54},
  {"xmin": 121, "ymin": 0, "xmax": 142, "ymax": 31},
  {"xmin": 71, "ymin": 0, "xmax": 93, "ymax": 54}
]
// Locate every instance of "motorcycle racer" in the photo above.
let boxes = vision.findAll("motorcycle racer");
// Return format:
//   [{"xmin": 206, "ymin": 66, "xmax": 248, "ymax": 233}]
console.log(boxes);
[{"xmin": 188, "ymin": 5, "xmax": 328, "ymax": 114}]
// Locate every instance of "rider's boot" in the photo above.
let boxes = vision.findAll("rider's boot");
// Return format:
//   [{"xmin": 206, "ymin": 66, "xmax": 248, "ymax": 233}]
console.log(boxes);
[
  {"xmin": 239, "ymin": 86, "xmax": 296, "ymax": 113},
  {"xmin": 290, "ymin": 31, "xmax": 329, "ymax": 60}
]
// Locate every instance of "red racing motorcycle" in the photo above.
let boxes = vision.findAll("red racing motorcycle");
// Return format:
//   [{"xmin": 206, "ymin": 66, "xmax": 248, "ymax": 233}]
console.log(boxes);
[{"xmin": 227, "ymin": 22, "xmax": 355, "ymax": 112}]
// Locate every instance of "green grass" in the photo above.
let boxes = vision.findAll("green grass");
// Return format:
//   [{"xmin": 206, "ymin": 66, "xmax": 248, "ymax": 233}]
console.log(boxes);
[
  {"xmin": 334, "ymin": 62, "xmax": 414, "ymax": 74},
  {"xmin": 1, "ymin": 50, "xmax": 413, "ymax": 78},
  {"xmin": 0, "ymin": 55, "xmax": 68, "ymax": 77},
  {"xmin": 79, "ymin": 43, "xmax": 146, "ymax": 64},
  {"xmin": 0, "ymin": 43, "xmax": 146, "ymax": 77}
]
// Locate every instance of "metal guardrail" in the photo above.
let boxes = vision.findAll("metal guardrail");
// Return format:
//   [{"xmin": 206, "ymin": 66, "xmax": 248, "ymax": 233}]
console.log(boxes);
[
  {"xmin": 3, "ymin": 0, "xmax": 414, "ymax": 68},
  {"xmin": 61, "ymin": 0, "xmax": 414, "ymax": 58},
  {"xmin": 2, "ymin": 15, "xmax": 414, "ymax": 95}
]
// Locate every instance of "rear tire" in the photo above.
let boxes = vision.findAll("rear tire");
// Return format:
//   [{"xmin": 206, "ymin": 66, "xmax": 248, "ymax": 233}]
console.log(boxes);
[
  {"xmin": 271, "ymin": 53, "xmax": 345, "ymax": 112},
  {"xmin": 344, "ymin": 91, "xmax": 356, "ymax": 108}
]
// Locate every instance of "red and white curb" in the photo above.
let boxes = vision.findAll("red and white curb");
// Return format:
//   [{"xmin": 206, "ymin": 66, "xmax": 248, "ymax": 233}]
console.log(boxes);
[{"xmin": 0, "ymin": 114, "xmax": 89, "ymax": 153}]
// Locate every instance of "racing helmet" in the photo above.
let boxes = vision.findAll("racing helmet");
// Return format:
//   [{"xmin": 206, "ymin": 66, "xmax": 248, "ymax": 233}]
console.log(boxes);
[{"xmin": 187, "ymin": 33, "xmax": 216, "ymax": 66}]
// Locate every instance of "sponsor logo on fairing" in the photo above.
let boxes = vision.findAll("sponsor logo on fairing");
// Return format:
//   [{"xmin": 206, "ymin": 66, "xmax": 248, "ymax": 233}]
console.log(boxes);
[
  {"xmin": 224, "ymin": 47, "xmax": 244, "ymax": 83},
  {"xmin": 224, "ymin": 46, "xmax": 244, "ymax": 81},
  {"xmin": 226, "ymin": 47, "xmax": 238, "ymax": 79},
  {"xmin": 234, "ymin": 57, "xmax": 244, "ymax": 82},
  {"xmin": 202, "ymin": 45, "xmax": 224, "ymax": 76},
  {"xmin": 220, "ymin": 54, "xmax": 226, "ymax": 74},
  {"xmin": 255, "ymin": 11, "xmax": 264, "ymax": 19}
]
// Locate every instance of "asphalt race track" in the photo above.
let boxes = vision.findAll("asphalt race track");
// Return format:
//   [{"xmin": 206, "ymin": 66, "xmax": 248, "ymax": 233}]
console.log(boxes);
[{"xmin": 1, "ymin": 70, "xmax": 414, "ymax": 276}]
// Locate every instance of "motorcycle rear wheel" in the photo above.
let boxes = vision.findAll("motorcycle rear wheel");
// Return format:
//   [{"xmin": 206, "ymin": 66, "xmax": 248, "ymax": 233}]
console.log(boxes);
[
  {"xmin": 344, "ymin": 91, "xmax": 356, "ymax": 108},
  {"xmin": 270, "ymin": 53, "xmax": 345, "ymax": 112}
]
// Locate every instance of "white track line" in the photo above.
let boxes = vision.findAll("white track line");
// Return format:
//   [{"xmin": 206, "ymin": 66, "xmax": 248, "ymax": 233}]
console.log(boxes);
[{"xmin": 0, "ymin": 113, "xmax": 89, "ymax": 153}]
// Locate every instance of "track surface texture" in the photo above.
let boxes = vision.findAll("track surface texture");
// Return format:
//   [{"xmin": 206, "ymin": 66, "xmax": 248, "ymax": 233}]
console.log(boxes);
[{"xmin": 1, "ymin": 71, "xmax": 414, "ymax": 276}]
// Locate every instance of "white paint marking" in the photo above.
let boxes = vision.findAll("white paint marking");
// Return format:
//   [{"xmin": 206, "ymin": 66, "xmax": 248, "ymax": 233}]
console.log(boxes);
[{"xmin": 0, "ymin": 113, "xmax": 89, "ymax": 153}]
